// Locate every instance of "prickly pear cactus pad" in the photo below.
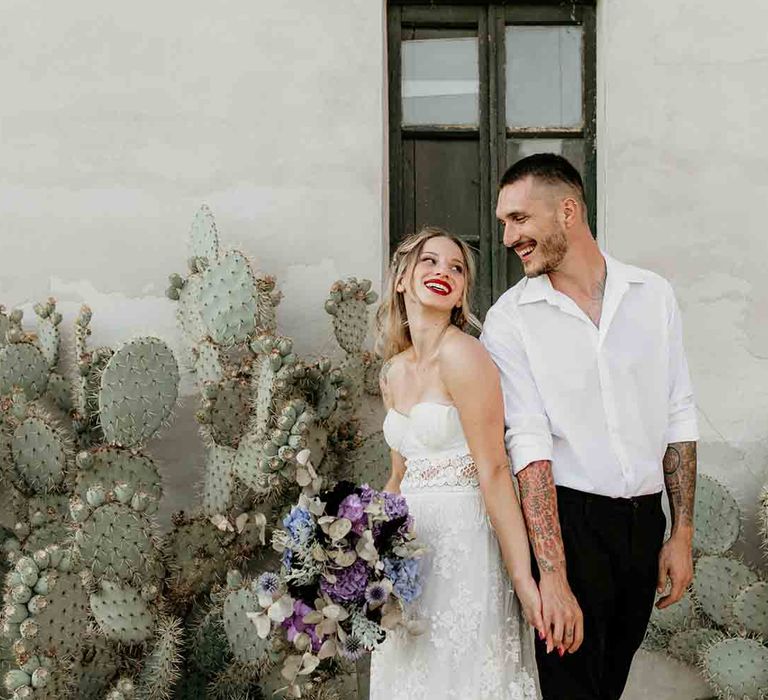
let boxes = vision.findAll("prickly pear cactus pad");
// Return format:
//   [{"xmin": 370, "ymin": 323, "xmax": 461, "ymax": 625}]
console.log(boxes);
[
  {"xmin": 693, "ymin": 555, "xmax": 760, "ymax": 627},
  {"xmin": 136, "ymin": 615, "xmax": 183, "ymax": 700},
  {"xmin": 342, "ymin": 430, "xmax": 391, "ymax": 489},
  {"xmin": 221, "ymin": 580, "xmax": 269, "ymax": 666},
  {"xmin": 732, "ymin": 580, "xmax": 768, "ymax": 638},
  {"xmin": 192, "ymin": 339, "xmax": 224, "ymax": 385},
  {"xmin": 18, "ymin": 495, "xmax": 72, "ymax": 553},
  {"xmin": 190, "ymin": 205, "xmax": 220, "ymax": 263},
  {"xmin": 668, "ymin": 628, "xmax": 720, "ymax": 666},
  {"xmin": 72, "ymin": 495, "xmax": 163, "ymax": 585},
  {"xmin": 175, "ymin": 272, "xmax": 207, "ymax": 343},
  {"xmin": 701, "ymin": 636, "xmax": 768, "ymax": 699},
  {"xmin": 2, "ymin": 546, "xmax": 88, "ymax": 659},
  {"xmin": 198, "ymin": 251, "xmax": 259, "ymax": 345},
  {"xmin": 0, "ymin": 343, "xmax": 49, "ymax": 399},
  {"xmin": 324, "ymin": 278, "xmax": 378, "ymax": 354},
  {"xmin": 10, "ymin": 417, "xmax": 69, "ymax": 493},
  {"xmin": 74, "ymin": 447, "xmax": 162, "ymax": 515},
  {"xmin": 71, "ymin": 637, "xmax": 121, "ymax": 699},
  {"xmin": 89, "ymin": 580, "xmax": 156, "ymax": 644},
  {"xmin": 199, "ymin": 377, "xmax": 251, "ymax": 448},
  {"xmin": 98, "ymin": 338, "xmax": 179, "ymax": 448},
  {"xmin": 33, "ymin": 300, "xmax": 62, "ymax": 370},
  {"xmin": 648, "ymin": 591, "xmax": 697, "ymax": 634},
  {"xmin": 201, "ymin": 445, "xmax": 237, "ymax": 517},
  {"xmin": 3, "ymin": 654, "xmax": 75, "ymax": 700},
  {"xmin": 694, "ymin": 474, "xmax": 741, "ymax": 555}
]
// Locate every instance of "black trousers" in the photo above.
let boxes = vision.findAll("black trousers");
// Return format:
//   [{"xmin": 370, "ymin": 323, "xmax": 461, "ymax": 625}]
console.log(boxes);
[{"xmin": 532, "ymin": 486, "xmax": 666, "ymax": 700}]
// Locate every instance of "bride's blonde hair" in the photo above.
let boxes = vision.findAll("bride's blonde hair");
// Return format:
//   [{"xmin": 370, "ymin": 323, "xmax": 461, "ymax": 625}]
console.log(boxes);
[{"xmin": 375, "ymin": 226, "xmax": 480, "ymax": 361}]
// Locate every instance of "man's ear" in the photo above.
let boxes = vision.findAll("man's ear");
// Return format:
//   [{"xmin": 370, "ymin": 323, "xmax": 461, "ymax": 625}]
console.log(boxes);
[{"xmin": 562, "ymin": 196, "xmax": 580, "ymax": 228}]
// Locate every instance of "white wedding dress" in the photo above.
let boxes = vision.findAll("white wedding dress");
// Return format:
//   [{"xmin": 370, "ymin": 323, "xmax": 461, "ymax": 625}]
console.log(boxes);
[{"xmin": 370, "ymin": 402, "xmax": 540, "ymax": 700}]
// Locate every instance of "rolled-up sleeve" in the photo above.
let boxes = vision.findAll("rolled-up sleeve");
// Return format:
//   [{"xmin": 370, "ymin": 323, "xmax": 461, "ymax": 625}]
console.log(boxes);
[
  {"xmin": 480, "ymin": 306, "xmax": 553, "ymax": 473},
  {"xmin": 665, "ymin": 285, "xmax": 699, "ymax": 444}
]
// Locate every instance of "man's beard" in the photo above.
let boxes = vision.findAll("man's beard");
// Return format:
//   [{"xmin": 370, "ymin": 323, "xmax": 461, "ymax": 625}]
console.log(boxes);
[{"xmin": 524, "ymin": 226, "xmax": 568, "ymax": 278}]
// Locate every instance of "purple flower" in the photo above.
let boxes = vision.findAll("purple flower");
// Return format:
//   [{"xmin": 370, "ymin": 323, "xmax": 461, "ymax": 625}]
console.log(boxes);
[
  {"xmin": 358, "ymin": 484, "xmax": 376, "ymax": 507},
  {"xmin": 282, "ymin": 599, "xmax": 323, "ymax": 652},
  {"xmin": 320, "ymin": 559, "xmax": 369, "ymax": 604},
  {"xmin": 338, "ymin": 494, "xmax": 365, "ymax": 524},
  {"xmin": 365, "ymin": 581, "xmax": 390, "ymax": 607},
  {"xmin": 383, "ymin": 492, "xmax": 408, "ymax": 519}
]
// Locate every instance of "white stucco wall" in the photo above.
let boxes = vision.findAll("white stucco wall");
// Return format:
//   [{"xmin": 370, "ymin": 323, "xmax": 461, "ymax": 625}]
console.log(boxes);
[
  {"xmin": 598, "ymin": 0, "xmax": 768, "ymax": 560},
  {"xmin": 0, "ymin": 0, "xmax": 387, "ymax": 361}
]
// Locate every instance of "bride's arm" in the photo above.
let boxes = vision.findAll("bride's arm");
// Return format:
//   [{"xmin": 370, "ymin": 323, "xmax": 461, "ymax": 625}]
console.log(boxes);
[
  {"xmin": 439, "ymin": 333, "xmax": 544, "ymax": 634},
  {"xmin": 380, "ymin": 357, "xmax": 407, "ymax": 493}
]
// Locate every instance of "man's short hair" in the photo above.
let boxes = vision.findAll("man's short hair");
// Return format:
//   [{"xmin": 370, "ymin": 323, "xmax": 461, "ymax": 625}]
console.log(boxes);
[{"xmin": 499, "ymin": 153, "xmax": 585, "ymax": 204}]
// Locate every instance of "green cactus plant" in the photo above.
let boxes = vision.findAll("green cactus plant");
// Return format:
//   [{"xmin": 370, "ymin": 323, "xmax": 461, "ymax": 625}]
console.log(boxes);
[
  {"xmin": 693, "ymin": 474, "xmax": 742, "ymax": 556},
  {"xmin": 693, "ymin": 555, "xmax": 760, "ymax": 628},
  {"xmin": 98, "ymin": 338, "xmax": 179, "ymax": 448},
  {"xmin": 89, "ymin": 579, "xmax": 157, "ymax": 644},
  {"xmin": 700, "ymin": 635, "xmax": 768, "ymax": 699}
]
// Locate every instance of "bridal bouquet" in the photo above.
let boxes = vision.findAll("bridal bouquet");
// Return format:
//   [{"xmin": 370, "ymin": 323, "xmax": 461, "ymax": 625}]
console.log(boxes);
[{"xmin": 247, "ymin": 479, "xmax": 425, "ymax": 697}]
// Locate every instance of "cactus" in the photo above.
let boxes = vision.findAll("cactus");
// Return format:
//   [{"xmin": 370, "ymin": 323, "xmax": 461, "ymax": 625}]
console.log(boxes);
[
  {"xmin": 668, "ymin": 627, "xmax": 720, "ymax": 666},
  {"xmin": 220, "ymin": 574, "xmax": 271, "ymax": 667},
  {"xmin": 1, "ymin": 546, "xmax": 88, "ymax": 660},
  {"xmin": 700, "ymin": 635, "xmax": 768, "ymax": 699},
  {"xmin": 89, "ymin": 580, "xmax": 156, "ymax": 644},
  {"xmin": 98, "ymin": 338, "xmax": 179, "ymax": 448},
  {"xmin": 1, "ymin": 204, "xmax": 382, "ymax": 699},
  {"xmin": 198, "ymin": 251, "xmax": 260, "ymax": 346},
  {"xmin": 693, "ymin": 474, "xmax": 741, "ymax": 556},
  {"xmin": 189, "ymin": 204, "xmax": 220, "ymax": 263},
  {"xmin": 693, "ymin": 555, "xmax": 760, "ymax": 628},
  {"xmin": 135, "ymin": 616, "xmax": 183, "ymax": 700},
  {"xmin": 732, "ymin": 581, "xmax": 768, "ymax": 638},
  {"xmin": 0, "ymin": 342, "xmax": 49, "ymax": 400}
]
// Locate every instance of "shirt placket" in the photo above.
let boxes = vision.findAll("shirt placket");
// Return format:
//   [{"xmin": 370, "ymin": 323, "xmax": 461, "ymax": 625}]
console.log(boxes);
[{"xmin": 597, "ymin": 281, "xmax": 634, "ymax": 495}]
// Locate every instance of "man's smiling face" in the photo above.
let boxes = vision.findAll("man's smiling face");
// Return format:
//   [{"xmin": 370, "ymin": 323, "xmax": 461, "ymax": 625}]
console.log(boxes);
[{"xmin": 496, "ymin": 175, "xmax": 569, "ymax": 278}]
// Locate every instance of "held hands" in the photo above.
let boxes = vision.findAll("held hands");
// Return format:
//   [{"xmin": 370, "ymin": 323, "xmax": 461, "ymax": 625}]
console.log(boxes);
[
  {"xmin": 538, "ymin": 570, "xmax": 584, "ymax": 655},
  {"xmin": 656, "ymin": 529, "xmax": 694, "ymax": 609},
  {"xmin": 514, "ymin": 576, "xmax": 545, "ymax": 641}
]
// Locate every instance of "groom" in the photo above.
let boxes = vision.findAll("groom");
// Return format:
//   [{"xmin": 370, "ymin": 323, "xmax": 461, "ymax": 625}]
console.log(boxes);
[{"xmin": 480, "ymin": 154, "xmax": 698, "ymax": 700}]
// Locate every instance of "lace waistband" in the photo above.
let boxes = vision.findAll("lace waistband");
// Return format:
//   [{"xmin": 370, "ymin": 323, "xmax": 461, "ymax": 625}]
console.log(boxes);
[{"xmin": 402, "ymin": 453, "xmax": 479, "ymax": 490}]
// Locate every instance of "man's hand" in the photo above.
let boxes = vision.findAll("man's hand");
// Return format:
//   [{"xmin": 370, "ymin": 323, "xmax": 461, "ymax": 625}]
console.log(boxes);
[
  {"xmin": 656, "ymin": 530, "xmax": 693, "ymax": 609},
  {"xmin": 539, "ymin": 570, "xmax": 584, "ymax": 654}
]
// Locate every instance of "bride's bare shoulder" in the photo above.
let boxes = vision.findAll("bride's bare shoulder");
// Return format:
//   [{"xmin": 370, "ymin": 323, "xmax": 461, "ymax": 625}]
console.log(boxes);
[{"xmin": 438, "ymin": 329, "xmax": 496, "ymax": 380}]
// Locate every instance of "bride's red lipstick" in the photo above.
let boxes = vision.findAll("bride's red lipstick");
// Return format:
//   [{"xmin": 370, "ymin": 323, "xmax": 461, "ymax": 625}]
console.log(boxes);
[{"xmin": 424, "ymin": 278, "xmax": 452, "ymax": 296}]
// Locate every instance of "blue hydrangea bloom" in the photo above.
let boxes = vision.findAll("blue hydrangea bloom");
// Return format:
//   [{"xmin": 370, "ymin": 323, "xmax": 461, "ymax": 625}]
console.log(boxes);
[
  {"xmin": 382, "ymin": 557, "xmax": 422, "ymax": 603},
  {"xmin": 283, "ymin": 506, "xmax": 314, "ymax": 545}
]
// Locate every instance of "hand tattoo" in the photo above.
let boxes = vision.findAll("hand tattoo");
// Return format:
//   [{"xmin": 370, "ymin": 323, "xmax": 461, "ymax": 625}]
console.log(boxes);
[
  {"xmin": 517, "ymin": 460, "xmax": 566, "ymax": 574},
  {"xmin": 663, "ymin": 441, "xmax": 697, "ymax": 532}
]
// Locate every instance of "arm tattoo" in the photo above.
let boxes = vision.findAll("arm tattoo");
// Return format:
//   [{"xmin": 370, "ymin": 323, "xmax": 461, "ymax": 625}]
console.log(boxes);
[
  {"xmin": 517, "ymin": 460, "xmax": 566, "ymax": 574},
  {"xmin": 663, "ymin": 441, "xmax": 697, "ymax": 532}
]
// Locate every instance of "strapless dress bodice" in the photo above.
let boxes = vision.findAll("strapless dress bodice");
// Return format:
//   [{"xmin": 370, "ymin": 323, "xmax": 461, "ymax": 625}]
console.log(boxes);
[{"xmin": 382, "ymin": 402, "xmax": 478, "ymax": 490}]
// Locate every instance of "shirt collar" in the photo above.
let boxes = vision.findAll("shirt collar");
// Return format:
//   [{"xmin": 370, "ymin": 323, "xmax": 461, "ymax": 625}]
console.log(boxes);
[{"xmin": 517, "ymin": 251, "xmax": 645, "ymax": 307}]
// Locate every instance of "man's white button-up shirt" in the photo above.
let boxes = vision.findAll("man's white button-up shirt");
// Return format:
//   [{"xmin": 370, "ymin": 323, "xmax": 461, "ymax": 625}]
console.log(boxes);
[{"xmin": 480, "ymin": 253, "xmax": 699, "ymax": 499}]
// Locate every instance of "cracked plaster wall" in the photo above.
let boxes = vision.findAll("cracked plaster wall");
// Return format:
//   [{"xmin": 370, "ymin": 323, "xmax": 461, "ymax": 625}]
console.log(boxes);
[{"xmin": 597, "ymin": 0, "xmax": 768, "ymax": 566}]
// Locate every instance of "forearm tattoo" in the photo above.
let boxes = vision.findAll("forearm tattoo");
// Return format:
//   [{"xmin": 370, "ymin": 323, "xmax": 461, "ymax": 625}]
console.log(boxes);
[
  {"xmin": 517, "ymin": 461, "xmax": 566, "ymax": 574},
  {"xmin": 663, "ymin": 441, "xmax": 697, "ymax": 531}
]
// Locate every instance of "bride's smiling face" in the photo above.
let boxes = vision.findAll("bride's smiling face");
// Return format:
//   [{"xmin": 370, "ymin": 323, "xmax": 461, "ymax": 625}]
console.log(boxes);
[{"xmin": 398, "ymin": 236, "xmax": 466, "ymax": 314}]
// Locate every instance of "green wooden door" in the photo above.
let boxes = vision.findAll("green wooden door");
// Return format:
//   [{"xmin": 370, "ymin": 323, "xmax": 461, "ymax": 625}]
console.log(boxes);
[{"xmin": 389, "ymin": 1, "xmax": 596, "ymax": 319}]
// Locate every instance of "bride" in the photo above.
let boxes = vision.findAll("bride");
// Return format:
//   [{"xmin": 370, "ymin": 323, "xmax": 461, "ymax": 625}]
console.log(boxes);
[{"xmin": 369, "ymin": 226, "xmax": 542, "ymax": 699}]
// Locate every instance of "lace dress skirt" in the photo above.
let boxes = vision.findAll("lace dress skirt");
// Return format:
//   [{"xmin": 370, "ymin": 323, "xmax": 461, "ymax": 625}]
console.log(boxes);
[{"xmin": 369, "ymin": 454, "xmax": 540, "ymax": 700}]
